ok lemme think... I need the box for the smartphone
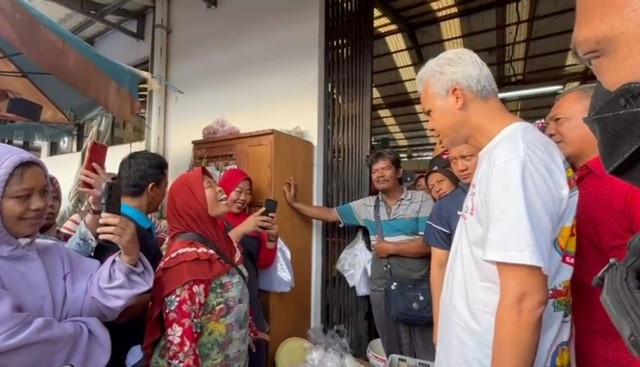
[93,182,122,260]
[6,97,43,121]
[101,181,122,216]
[81,141,108,188]
[264,199,278,216]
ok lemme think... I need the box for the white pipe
[145,0,169,155]
[498,85,563,100]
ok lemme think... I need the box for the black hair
[367,149,402,170]
[117,151,168,197]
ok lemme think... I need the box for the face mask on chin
[585,82,640,187]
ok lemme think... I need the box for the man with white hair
[417,48,576,366]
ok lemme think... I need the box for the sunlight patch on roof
[374,7,399,33]
[429,0,464,50]
[374,104,409,147]
[564,51,587,74]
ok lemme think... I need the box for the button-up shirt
[573,156,640,367]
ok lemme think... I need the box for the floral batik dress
[150,268,250,367]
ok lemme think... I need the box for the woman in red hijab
[144,167,250,367]
[218,168,277,367]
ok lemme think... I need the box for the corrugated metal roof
[30,0,151,42]
[373,0,593,159]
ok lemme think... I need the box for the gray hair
[416,48,499,100]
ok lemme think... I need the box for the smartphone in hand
[264,199,278,216]
[81,141,108,188]
[101,182,122,215]
[92,181,122,263]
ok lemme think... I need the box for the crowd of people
[1,0,640,366]
[0,146,279,366]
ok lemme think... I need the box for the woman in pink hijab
[39,175,70,242]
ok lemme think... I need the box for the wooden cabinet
[193,130,314,366]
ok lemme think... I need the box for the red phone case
[81,141,108,188]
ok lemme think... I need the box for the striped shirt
[334,188,434,289]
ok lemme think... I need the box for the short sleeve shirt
[334,189,434,289]
[423,186,468,251]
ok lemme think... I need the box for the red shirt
[573,157,640,367]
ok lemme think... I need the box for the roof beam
[49,0,143,40]
[70,0,135,36]
[374,0,424,64]
[376,0,521,39]
[375,45,574,89]
[374,8,573,59]
[47,0,140,19]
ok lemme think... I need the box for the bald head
[555,84,596,104]
[546,84,599,168]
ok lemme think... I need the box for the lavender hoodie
[0,144,154,367]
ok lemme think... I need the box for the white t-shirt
[435,122,577,367]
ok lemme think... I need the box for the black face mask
[585,82,640,187]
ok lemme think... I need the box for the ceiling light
[498,85,563,100]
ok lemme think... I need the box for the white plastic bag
[336,230,372,296]
[355,266,370,296]
[259,238,294,292]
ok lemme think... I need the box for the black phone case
[101,182,122,215]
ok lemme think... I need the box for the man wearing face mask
[573,0,640,187]
[573,0,640,358]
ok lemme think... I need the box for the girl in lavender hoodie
[0,143,154,367]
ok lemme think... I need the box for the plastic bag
[202,116,240,139]
[355,266,370,296]
[295,326,357,367]
[336,231,372,296]
[259,238,294,292]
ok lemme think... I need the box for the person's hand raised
[283,177,298,206]
[97,213,140,265]
[240,208,272,233]
[77,164,111,210]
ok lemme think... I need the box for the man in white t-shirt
[416,48,577,367]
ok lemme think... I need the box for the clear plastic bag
[258,238,294,292]
[336,231,372,296]
[295,326,357,367]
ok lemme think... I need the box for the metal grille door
[322,0,374,357]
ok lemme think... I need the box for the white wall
[93,11,153,66]
[165,0,324,324]
[43,142,146,208]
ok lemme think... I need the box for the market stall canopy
[0,0,143,123]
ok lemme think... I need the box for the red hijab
[218,168,253,228]
[143,167,239,358]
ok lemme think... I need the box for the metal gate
[321,0,374,357]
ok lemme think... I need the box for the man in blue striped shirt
[284,149,434,360]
